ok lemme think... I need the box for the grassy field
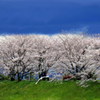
[0,80,100,100]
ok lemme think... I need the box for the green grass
[0,80,100,100]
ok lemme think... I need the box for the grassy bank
[0,80,100,100]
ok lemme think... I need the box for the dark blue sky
[0,0,100,35]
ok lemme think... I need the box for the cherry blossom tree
[0,34,99,83]
[31,35,55,77]
[0,35,36,81]
[56,34,100,80]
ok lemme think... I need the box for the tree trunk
[17,73,21,82]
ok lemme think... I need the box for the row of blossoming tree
[0,34,99,82]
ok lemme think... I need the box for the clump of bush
[0,74,9,80]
